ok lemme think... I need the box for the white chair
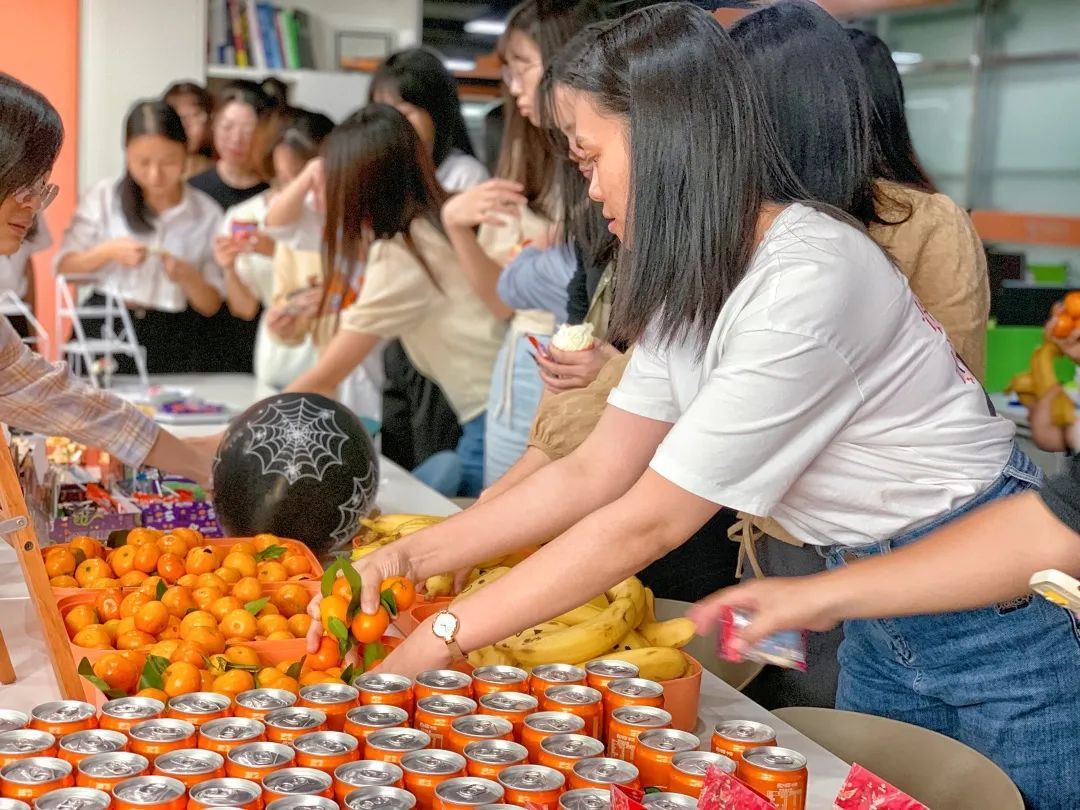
[654,598,763,691]
[773,706,1024,810]
[54,275,148,388]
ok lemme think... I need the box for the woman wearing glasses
[55,100,223,374]
[0,73,213,484]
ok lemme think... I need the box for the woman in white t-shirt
[0,217,49,339]
[331,8,1077,808]
[55,100,223,374]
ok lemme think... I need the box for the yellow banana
[361,513,444,537]
[554,603,605,626]
[453,566,512,604]
[585,647,689,681]
[468,646,518,668]
[1052,392,1077,427]
[640,588,656,627]
[1006,371,1035,395]
[503,596,638,667]
[607,578,647,628]
[496,621,570,652]
[1031,342,1061,397]
[638,618,696,649]
[424,573,454,597]
[614,629,649,651]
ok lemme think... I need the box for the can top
[333,760,403,786]
[0,712,28,734]
[712,721,776,744]
[265,709,328,730]
[30,703,95,724]
[497,765,565,792]
[101,698,164,720]
[235,690,296,711]
[400,750,466,775]
[415,670,472,690]
[128,719,195,743]
[539,735,604,760]
[530,665,586,683]
[450,716,512,739]
[293,731,358,755]
[641,793,698,810]
[165,693,230,715]
[434,777,504,805]
[265,797,339,810]
[0,730,55,754]
[298,684,360,705]
[543,686,602,706]
[606,679,663,700]
[199,718,265,742]
[477,693,537,714]
[153,749,224,774]
[351,674,411,695]
[343,786,416,810]
[188,778,263,806]
[522,713,585,734]
[559,789,610,810]
[33,787,110,810]
[740,747,807,772]
[609,707,671,728]
[462,741,528,765]
[416,696,476,717]
[365,730,430,752]
[0,801,28,810]
[569,758,638,785]
[226,742,294,768]
[671,751,736,776]
[59,730,127,754]
[0,758,72,783]
[77,753,149,779]
[471,666,528,685]
[636,729,699,754]
[111,776,186,805]
[262,768,333,794]
[584,661,639,679]
[345,706,409,728]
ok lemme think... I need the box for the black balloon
[212,393,379,556]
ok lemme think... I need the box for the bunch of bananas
[462,572,695,682]
[1007,342,1076,427]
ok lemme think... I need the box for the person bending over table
[0,73,214,485]
[305,8,1077,809]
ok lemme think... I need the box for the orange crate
[47,536,323,599]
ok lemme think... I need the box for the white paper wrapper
[551,323,596,352]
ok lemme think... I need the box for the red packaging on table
[718,608,808,672]
[610,784,646,810]
[833,764,929,809]
[699,765,776,810]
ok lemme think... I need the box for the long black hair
[563,3,806,352]
[321,103,448,316]
[730,0,878,226]
[276,108,334,161]
[847,28,936,193]
[162,81,214,157]
[119,100,187,234]
[370,48,475,168]
[0,74,64,202]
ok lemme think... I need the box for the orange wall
[0,0,79,359]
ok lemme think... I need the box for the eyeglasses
[13,178,59,211]
[501,60,542,91]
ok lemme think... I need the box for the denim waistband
[822,442,1043,564]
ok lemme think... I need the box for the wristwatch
[432,610,465,661]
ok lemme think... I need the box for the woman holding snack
[285,105,505,496]
[319,7,1078,807]
[55,100,223,374]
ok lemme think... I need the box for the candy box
[718,607,808,671]
[834,764,929,809]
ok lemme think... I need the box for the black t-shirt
[1041,456,1080,533]
[188,166,269,211]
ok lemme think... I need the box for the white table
[0,375,851,806]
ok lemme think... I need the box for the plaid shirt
[0,317,159,466]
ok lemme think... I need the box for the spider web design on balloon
[244,397,349,484]
[330,462,379,547]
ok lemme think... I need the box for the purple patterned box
[139,500,223,537]
[48,500,140,542]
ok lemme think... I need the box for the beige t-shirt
[870,181,989,382]
[340,218,507,422]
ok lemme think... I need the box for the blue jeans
[484,333,546,487]
[412,412,486,498]
[825,445,1080,810]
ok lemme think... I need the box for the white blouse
[54,177,224,312]
[0,219,51,299]
[436,149,490,193]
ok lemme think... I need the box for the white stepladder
[54,275,149,389]
[0,291,49,355]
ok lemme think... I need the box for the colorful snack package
[698,765,776,810]
[718,608,808,671]
[833,764,929,809]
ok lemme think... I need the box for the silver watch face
[432,611,458,640]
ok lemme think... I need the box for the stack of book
[208,0,317,70]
